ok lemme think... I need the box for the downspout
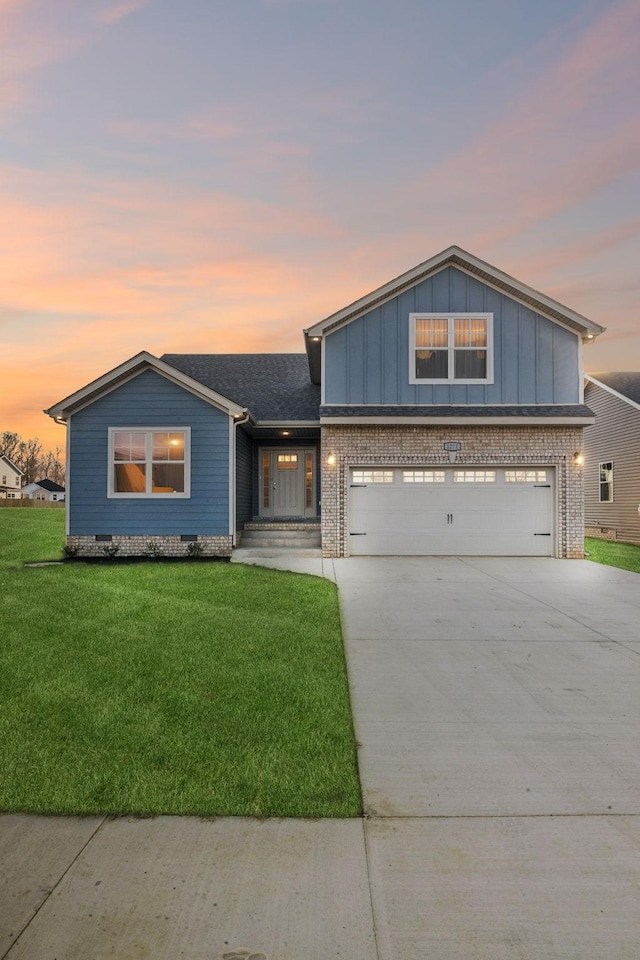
[230,410,250,547]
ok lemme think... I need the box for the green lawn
[585,536,640,575]
[0,509,361,818]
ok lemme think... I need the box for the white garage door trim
[348,466,555,556]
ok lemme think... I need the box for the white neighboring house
[0,455,23,499]
[22,479,66,502]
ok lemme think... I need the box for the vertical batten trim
[65,414,71,537]
[229,416,235,540]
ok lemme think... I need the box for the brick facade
[66,534,232,559]
[321,424,585,559]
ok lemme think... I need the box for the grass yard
[585,536,640,575]
[0,509,361,818]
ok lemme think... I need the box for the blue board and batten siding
[69,370,230,536]
[235,427,253,531]
[324,267,581,405]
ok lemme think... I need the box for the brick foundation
[321,424,585,559]
[585,526,617,541]
[66,534,233,559]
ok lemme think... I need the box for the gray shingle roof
[588,373,640,407]
[161,354,320,422]
[34,479,65,492]
[320,405,595,418]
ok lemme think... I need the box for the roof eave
[45,351,247,420]
[306,245,606,339]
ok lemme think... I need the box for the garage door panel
[348,468,554,556]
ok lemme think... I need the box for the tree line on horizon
[1,431,65,487]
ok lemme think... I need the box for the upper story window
[409,313,493,384]
[599,461,613,503]
[108,428,190,498]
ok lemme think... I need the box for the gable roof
[26,478,66,493]
[45,351,247,421]
[304,246,607,349]
[0,454,23,475]
[161,354,321,422]
[585,373,640,412]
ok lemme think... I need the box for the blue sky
[1,0,639,448]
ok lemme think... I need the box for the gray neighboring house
[46,245,606,560]
[22,479,66,502]
[584,373,640,545]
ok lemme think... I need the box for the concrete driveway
[333,556,640,958]
[2,557,640,959]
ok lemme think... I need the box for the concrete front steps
[233,523,322,558]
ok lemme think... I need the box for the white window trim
[409,312,494,385]
[598,461,613,504]
[107,427,191,499]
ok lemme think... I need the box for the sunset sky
[1,0,639,454]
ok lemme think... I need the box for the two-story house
[46,246,604,559]
[0,455,23,499]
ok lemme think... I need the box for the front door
[259,448,316,518]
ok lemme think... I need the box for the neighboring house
[45,245,605,559]
[0,455,23,499]
[22,479,66,502]
[584,373,640,545]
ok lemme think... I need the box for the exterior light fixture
[327,453,336,466]
[282,430,290,436]
[573,452,584,466]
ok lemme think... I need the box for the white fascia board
[320,416,596,426]
[306,246,606,339]
[585,375,640,413]
[0,455,23,475]
[45,351,246,420]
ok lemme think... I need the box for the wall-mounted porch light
[326,453,336,466]
[573,452,584,466]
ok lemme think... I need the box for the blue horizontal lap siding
[69,370,230,536]
[325,266,580,405]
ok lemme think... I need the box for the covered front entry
[259,447,317,518]
[348,466,555,556]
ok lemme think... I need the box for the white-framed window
[277,453,298,470]
[505,470,548,483]
[454,470,496,483]
[352,470,394,484]
[108,428,190,498]
[402,470,446,483]
[409,313,493,384]
[599,461,613,503]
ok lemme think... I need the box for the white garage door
[349,467,555,556]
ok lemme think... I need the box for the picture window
[109,428,189,497]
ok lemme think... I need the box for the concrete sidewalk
[2,557,640,959]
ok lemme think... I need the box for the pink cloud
[404,0,640,248]
[96,0,151,24]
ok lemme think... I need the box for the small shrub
[186,541,204,558]
[62,544,79,559]
[144,541,164,559]
[102,542,120,559]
